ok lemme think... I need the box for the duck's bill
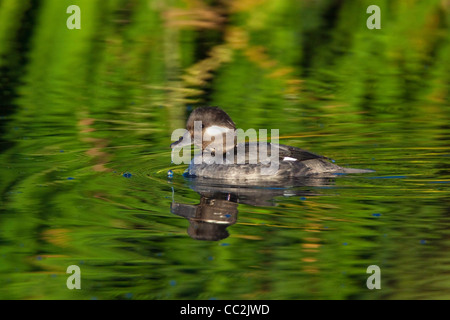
[170,130,192,148]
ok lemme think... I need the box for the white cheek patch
[205,126,231,136]
[283,156,297,161]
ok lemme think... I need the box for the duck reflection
[171,194,238,241]
[171,177,334,241]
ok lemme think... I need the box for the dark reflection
[171,194,238,241]
[0,0,41,153]
[171,177,334,241]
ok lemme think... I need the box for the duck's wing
[228,142,328,163]
[275,144,329,162]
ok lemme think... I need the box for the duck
[170,106,373,181]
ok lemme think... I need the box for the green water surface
[0,0,449,300]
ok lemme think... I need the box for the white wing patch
[205,126,231,136]
[283,156,298,161]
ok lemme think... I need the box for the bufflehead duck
[170,106,373,180]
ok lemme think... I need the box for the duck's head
[171,106,236,151]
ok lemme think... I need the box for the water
[0,0,449,300]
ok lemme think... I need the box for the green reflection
[0,0,449,300]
